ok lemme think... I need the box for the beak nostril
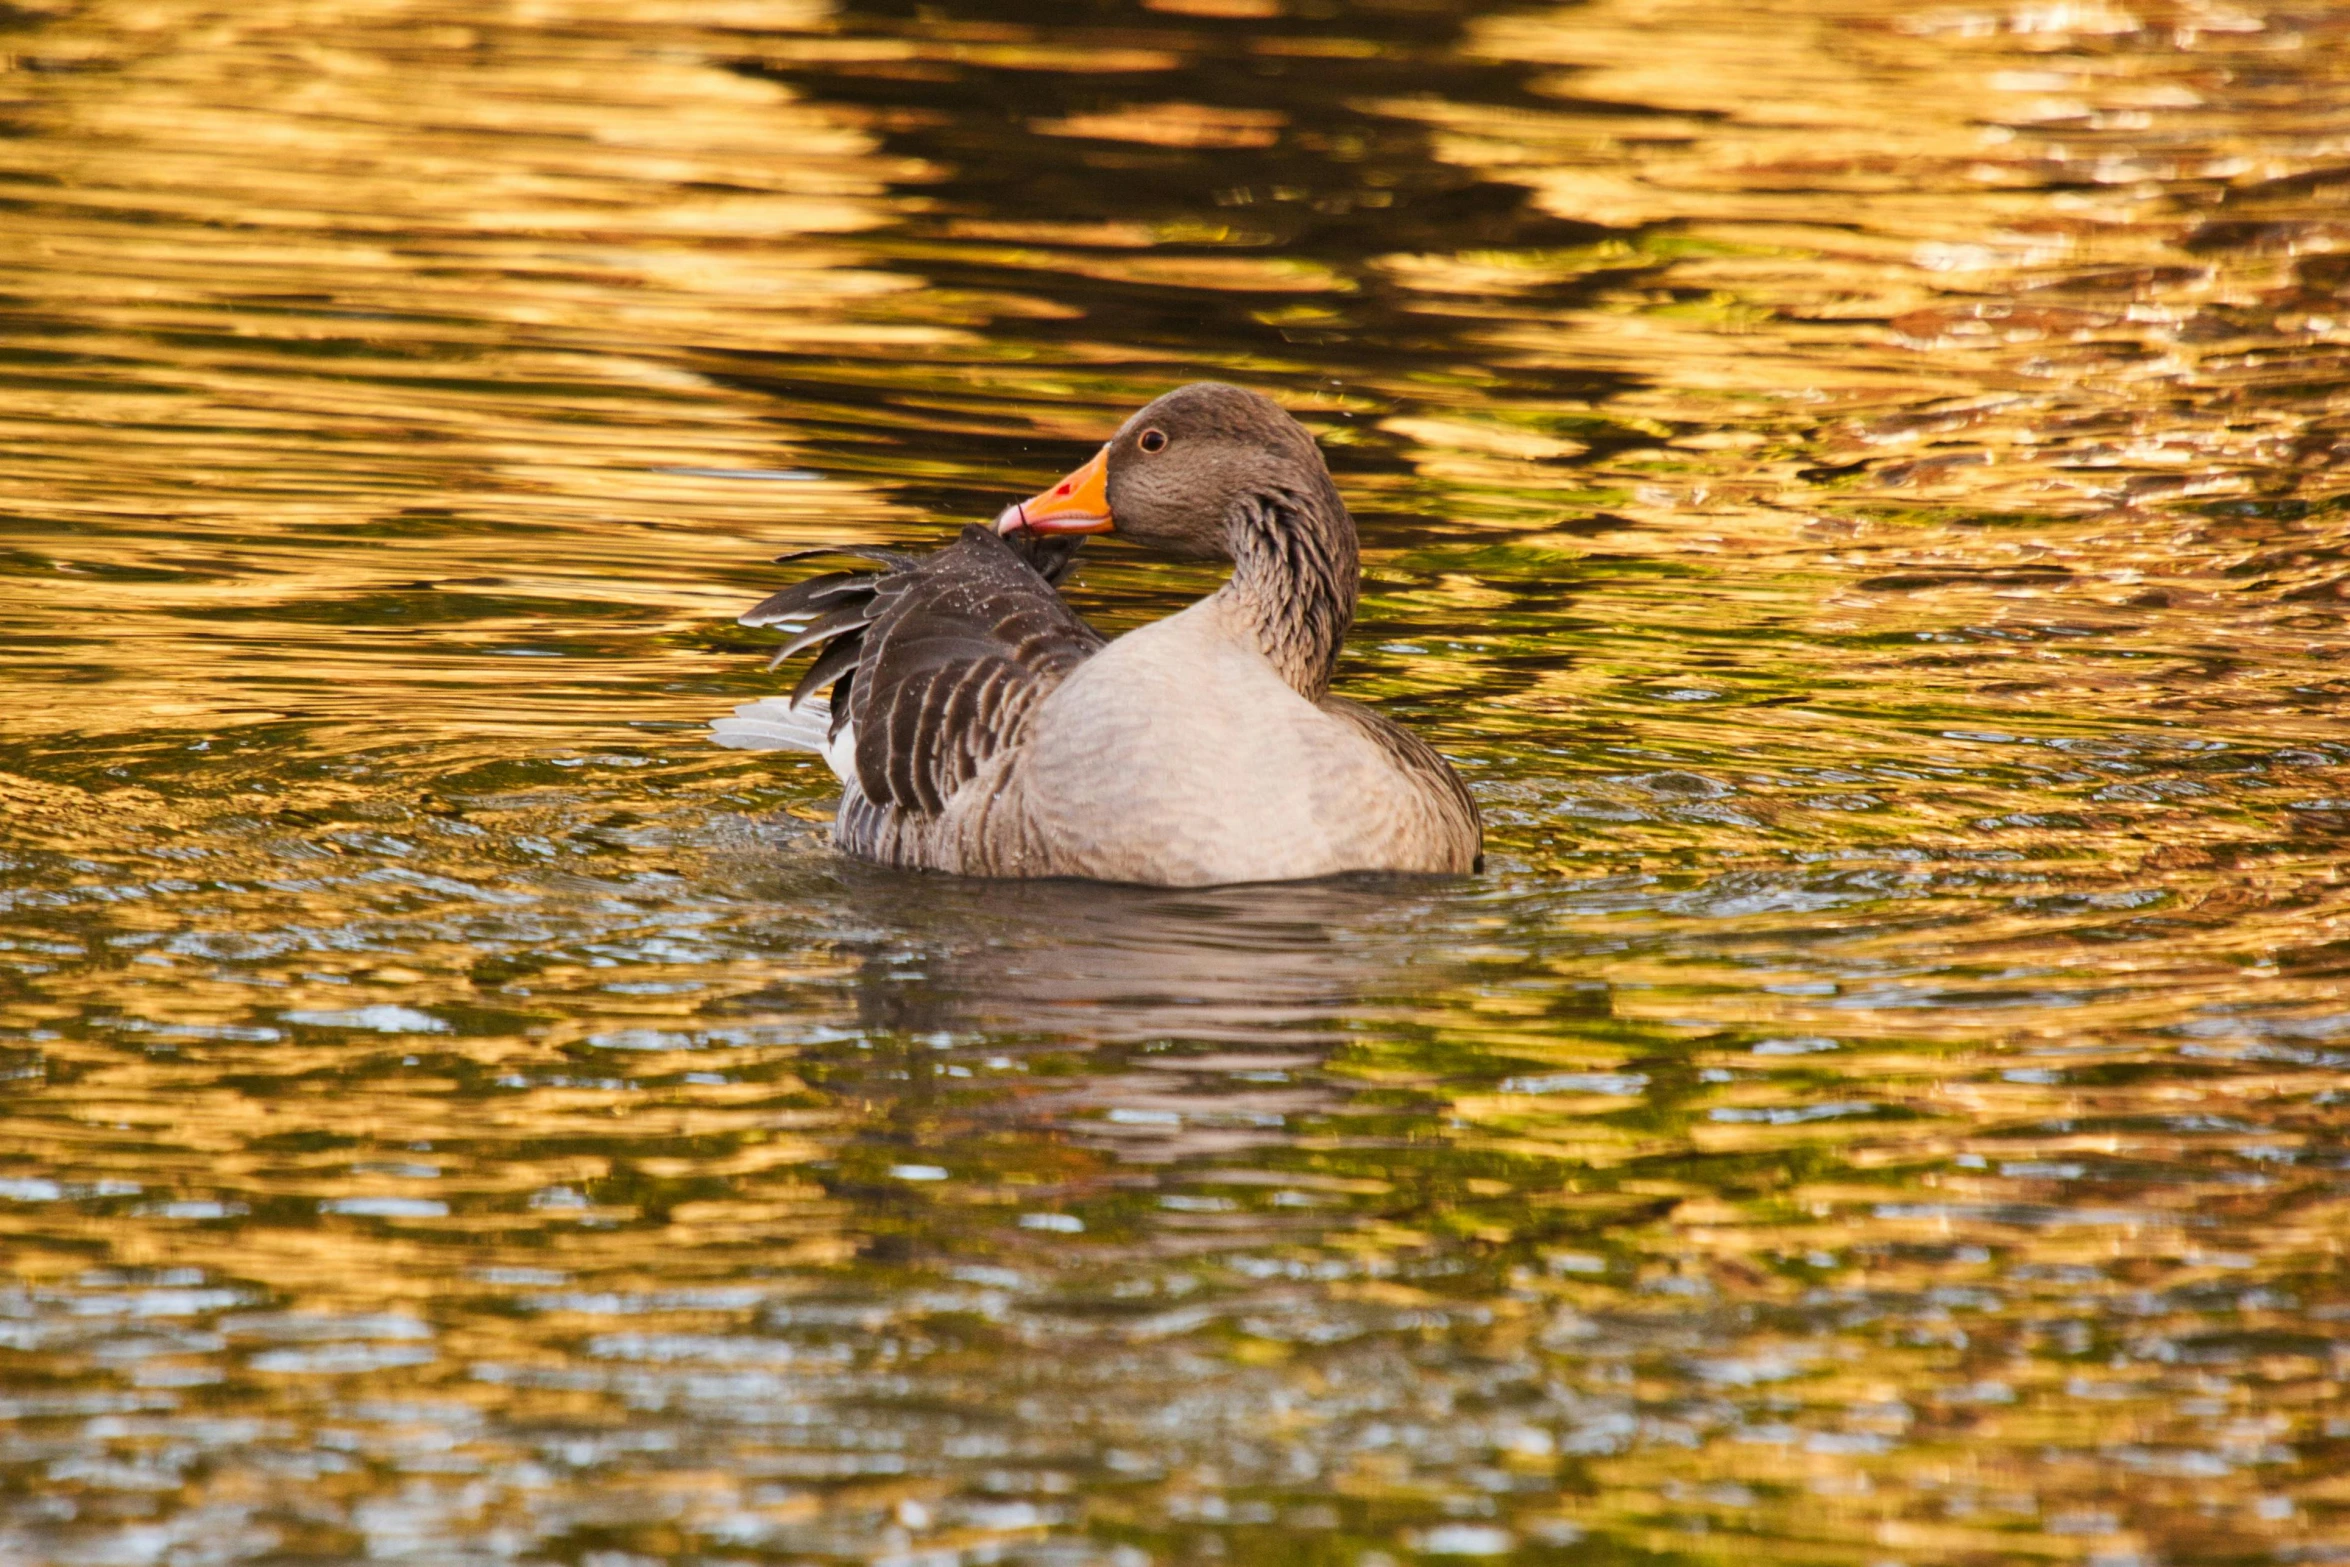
[1004,444,1113,536]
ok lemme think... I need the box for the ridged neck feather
[1218,476,1358,700]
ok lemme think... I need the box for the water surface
[2,0,2349,1562]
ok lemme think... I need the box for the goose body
[714,383,1480,887]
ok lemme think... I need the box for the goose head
[994,382,1341,561]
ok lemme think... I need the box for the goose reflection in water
[757,856,1473,1043]
[729,856,1481,1159]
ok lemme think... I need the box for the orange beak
[994,444,1113,536]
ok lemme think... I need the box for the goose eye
[1138,428,1168,453]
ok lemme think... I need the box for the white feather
[709,698,857,788]
[711,697,829,753]
[823,720,857,784]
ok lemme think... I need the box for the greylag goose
[712,382,1480,886]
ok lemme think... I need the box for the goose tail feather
[710,696,834,755]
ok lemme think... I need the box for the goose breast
[1008,599,1464,885]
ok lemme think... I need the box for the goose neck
[1219,481,1358,700]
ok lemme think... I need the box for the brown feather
[740,525,1104,828]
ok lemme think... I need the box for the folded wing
[738,527,1101,818]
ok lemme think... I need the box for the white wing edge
[709,697,855,785]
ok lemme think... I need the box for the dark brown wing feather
[740,528,1101,815]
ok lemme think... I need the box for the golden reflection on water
[0,0,2348,1562]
